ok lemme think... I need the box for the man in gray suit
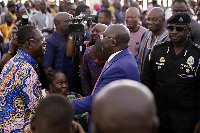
[31,0,54,38]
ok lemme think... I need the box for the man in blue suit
[71,24,140,117]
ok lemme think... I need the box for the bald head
[91,23,107,43]
[125,7,140,31]
[126,7,140,16]
[54,12,71,25]
[54,12,71,36]
[101,24,130,57]
[92,80,159,133]
[104,24,130,45]
[147,7,165,34]
[92,23,108,32]
[148,7,165,19]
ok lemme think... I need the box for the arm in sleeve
[141,50,155,93]
[80,50,93,96]
[42,39,56,68]
[71,67,126,115]
[17,67,43,113]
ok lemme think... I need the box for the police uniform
[141,13,200,133]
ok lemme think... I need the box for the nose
[171,28,178,33]
[62,82,68,88]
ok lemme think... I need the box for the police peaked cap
[167,12,191,25]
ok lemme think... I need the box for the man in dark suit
[71,24,140,130]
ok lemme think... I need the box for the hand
[9,38,18,53]
[194,121,200,133]
[72,121,85,133]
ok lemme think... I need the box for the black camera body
[21,15,29,26]
[68,13,95,36]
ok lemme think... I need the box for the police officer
[141,12,200,133]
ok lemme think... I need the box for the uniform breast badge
[160,57,165,62]
[187,56,194,66]
[186,56,194,72]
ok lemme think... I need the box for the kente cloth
[0,50,43,133]
[138,30,170,73]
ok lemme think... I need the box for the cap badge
[179,17,183,22]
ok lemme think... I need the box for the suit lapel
[100,48,130,77]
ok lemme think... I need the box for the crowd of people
[1,0,200,132]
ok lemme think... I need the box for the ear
[25,40,32,49]
[111,39,117,47]
[49,84,53,92]
[30,115,36,132]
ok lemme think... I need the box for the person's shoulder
[139,26,147,31]
[46,32,57,41]
[0,23,5,27]
[190,41,200,52]
[191,19,200,27]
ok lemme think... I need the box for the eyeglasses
[166,26,188,32]
[29,37,46,44]
[100,35,115,40]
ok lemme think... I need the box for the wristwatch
[69,36,73,40]
[8,51,14,56]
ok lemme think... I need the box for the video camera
[21,15,29,26]
[68,13,95,36]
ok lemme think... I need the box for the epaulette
[153,41,170,49]
[192,42,200,52]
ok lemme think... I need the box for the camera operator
[42,12,78,92]
[66,4,94,58]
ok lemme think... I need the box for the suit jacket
[71,48,140,114]
[31,11,54,31]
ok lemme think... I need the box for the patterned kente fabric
[0,50,43,133]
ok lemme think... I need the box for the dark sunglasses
[167,26,188,32]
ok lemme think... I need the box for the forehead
[172,2,187,10]
[99,12,106,17]
[126,9,138,16]
[148,11,162,18]
[60,14,71,21]
[93,25,103,31]
[34,28,43,38]
[54,72,67,80]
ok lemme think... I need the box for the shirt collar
[17,49,38,69]
[107,22,112,26]
[108,50,123,62]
